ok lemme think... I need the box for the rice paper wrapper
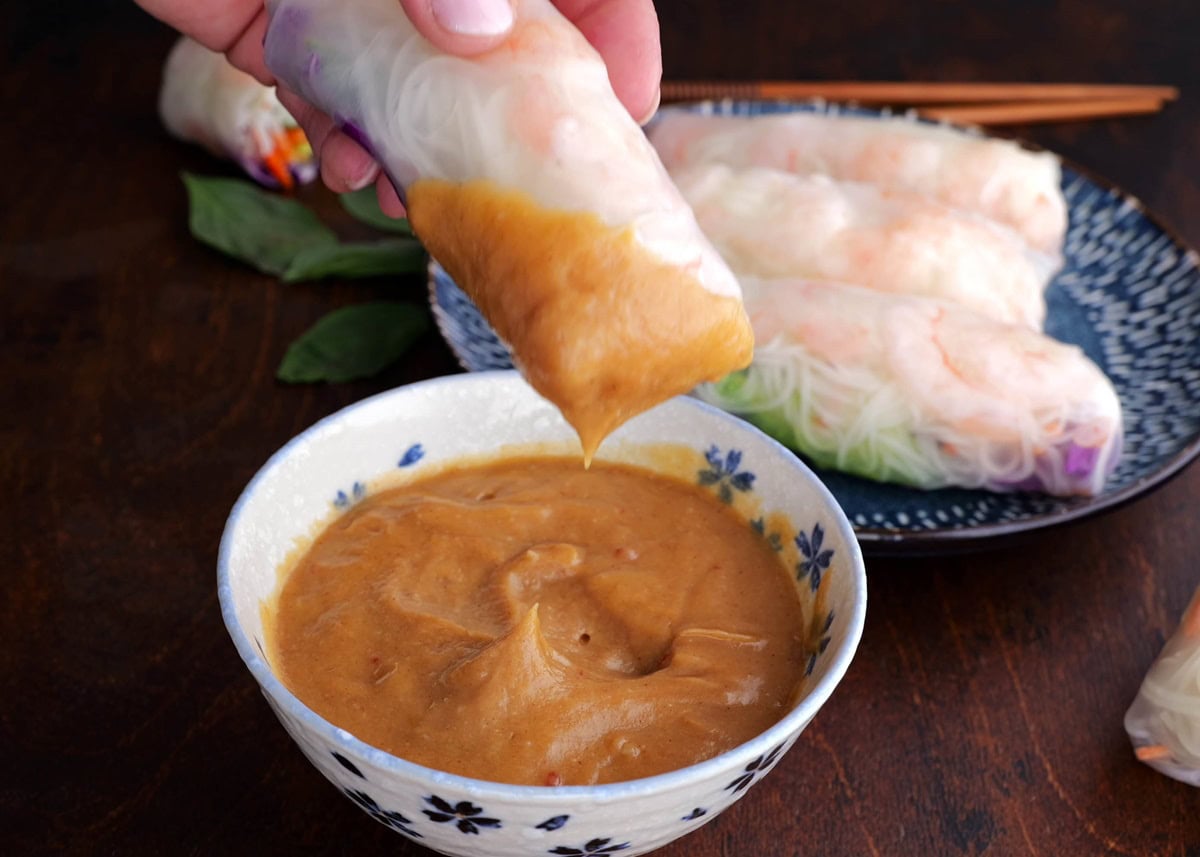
[159,36,316,188]
[260,0,739,298]
[1124,585,1200,786]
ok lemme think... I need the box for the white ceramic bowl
[218,371,866,856]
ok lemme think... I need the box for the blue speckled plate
[427,100,1200,555]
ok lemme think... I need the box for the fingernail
[636,87,662,127]
[348,162,381,191]
[431,0,513,36]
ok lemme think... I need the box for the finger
[375,175,408,218]
[398,0,514,55]
[137,0,261,54]
[224,7,274,85]
[277,88,380,193]
[276,88,336,155]
[320,133,382,193]
[553,0,662,122]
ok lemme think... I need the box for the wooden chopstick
[659,80,1179,105]
[919,96,1166,126]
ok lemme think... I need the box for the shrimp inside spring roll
[264,0,754,460]
[670,163,1058,329]
[649,110,1068,257]
[701,277,1122,496]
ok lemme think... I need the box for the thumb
[398,0,514,55]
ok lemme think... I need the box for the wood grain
[2,1,1199,855]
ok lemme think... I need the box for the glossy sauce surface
[270,457,807,786]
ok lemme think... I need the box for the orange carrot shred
[1182,593,1200,639]
[264,148,294,190]
[1135,744,1172,761]
[272,130,294,159]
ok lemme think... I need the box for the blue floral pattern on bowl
[333,480,366,509]
[398,443,425,467]
[724,742,787,793]
[749,517,785,552]
[795,524,834,592]
[333,751,365,779]
[549,838,631,855]
[428,100,1200,554]
[343,788,422,839]
[423,796,502,834]
[693,445,838,675]
[805,611,836,677]
[697,444,756,504]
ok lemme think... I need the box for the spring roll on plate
[649,110,1068,256]
[263,0,753,460]
[673,163,1058,329]
[699,277,1122,496]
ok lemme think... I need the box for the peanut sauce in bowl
[269,456,808,786]
[219,372,865,856]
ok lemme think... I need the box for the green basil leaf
[339,188,415,235]
[281,239,427,283]
[277,302,430,383]
[182,173,337,275]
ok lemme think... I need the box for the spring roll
[263,0,753,460]
[674,163,1058,329]
[649,110,1068,256]
[1125,586,1200,787]
[159,37,316,189]
[699,277,1122,495]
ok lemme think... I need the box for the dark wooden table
[4,1,1199,854]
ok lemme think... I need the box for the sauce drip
[407,180,754,462]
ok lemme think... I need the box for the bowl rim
[217,370,867,801]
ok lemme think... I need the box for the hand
[138,0,662,217]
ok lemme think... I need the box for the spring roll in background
[649,110,1068,256]
[1125,586,1200,787]
[159,37,316,189]
[673,163,1058,329]
[699,277,1123,496]
[263,0,754,460]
